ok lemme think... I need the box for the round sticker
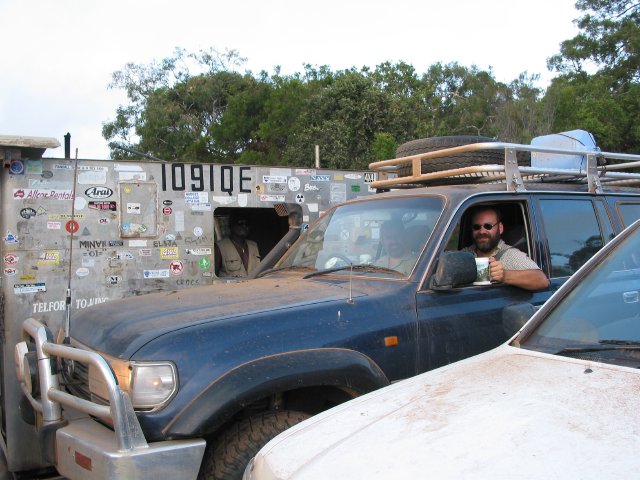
[169,260,184,276]
[288,177,301,192]
[163,207,172,216]
[9,160,24,175]
[193,227,203,237]
[4,253,18,266]
[76,267,90,277]
[66,220,79,234]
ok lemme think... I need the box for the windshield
[521,224,640,367]
[277,196,444,277]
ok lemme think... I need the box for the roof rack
[368,142,640,194]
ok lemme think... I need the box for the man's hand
[488,257,505,282]
[489,256,549,291]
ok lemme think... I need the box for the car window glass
[522,226,640,366]
[617,202,640,227]
[540,199,604,278]
[278,196,444,276]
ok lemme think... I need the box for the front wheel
[199,410,311,480]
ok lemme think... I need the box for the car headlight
[89,359,177,410]
[129,362,177,409]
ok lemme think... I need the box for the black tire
[199,410,311,480]
[395,135,530,177]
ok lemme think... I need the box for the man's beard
[475,233,500,254]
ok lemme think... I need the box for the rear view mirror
[430,251,477,290]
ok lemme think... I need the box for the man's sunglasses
[472,222,500,231]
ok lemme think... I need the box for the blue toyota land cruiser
[16,132,640,480]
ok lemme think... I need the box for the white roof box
[531,130,598,170]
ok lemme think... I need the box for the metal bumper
[16,318,205,479]
[56,418,205,479]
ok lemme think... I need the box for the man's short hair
[469,206,502,223]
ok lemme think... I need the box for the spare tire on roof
[395,135,530,178]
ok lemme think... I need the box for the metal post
[315,145,320,169]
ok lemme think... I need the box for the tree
[548,0,640,83]
[103,47,246,160]
[546,0,640,152]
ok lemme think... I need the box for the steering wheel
[324,254,352,269]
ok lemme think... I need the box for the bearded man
[463,207,549,291]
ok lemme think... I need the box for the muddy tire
[395,135,530,177]
[198,410,310,480]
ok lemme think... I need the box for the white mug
[474,257,490,284]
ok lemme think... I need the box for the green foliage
[545,0,640,152]
[370,132,397,161]
[548,0,640,83]
[104,6,640,167]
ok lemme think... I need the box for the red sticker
[66,220,79,234]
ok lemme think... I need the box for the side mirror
[429,251,477,290]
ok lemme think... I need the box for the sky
[0,0,580,160]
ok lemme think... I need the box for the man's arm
[489,258,549,291]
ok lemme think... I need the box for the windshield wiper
[302,264,404,279]
[255,265,313,278]
[556,339,640,355]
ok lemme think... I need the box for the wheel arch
[163,348,390,438]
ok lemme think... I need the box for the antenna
[63,148,80,343]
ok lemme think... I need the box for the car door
[415,197,555,373]
[535,195,616,292]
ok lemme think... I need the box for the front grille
[60,357,108,406]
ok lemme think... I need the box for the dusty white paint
[249,346,640,479]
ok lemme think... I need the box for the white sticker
[270,168,292,177]
[259,194,286,202]
[186,248,212,255]
[307,203,319,212]
[74,197,87,210]
[211,196,236,205]
[127,203,141,214]
[364,172,377,183]
[288,177,301,191]
[237,193,248,207]
[47,221,61,230]
[129,240,148,247]
[76,267,90,277]
[14,283,46,294]
[191,203,212,211]
[193,227,203,237]
[263,175,287,184]
[185,192,209,204]
[143,269,170,279]
[77,168,108,185]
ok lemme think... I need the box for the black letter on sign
[240,166,252,193]
[191,164,204,191]
[172,164,186,191]
[221,166,233,196]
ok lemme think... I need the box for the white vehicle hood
[250,346,640,479]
